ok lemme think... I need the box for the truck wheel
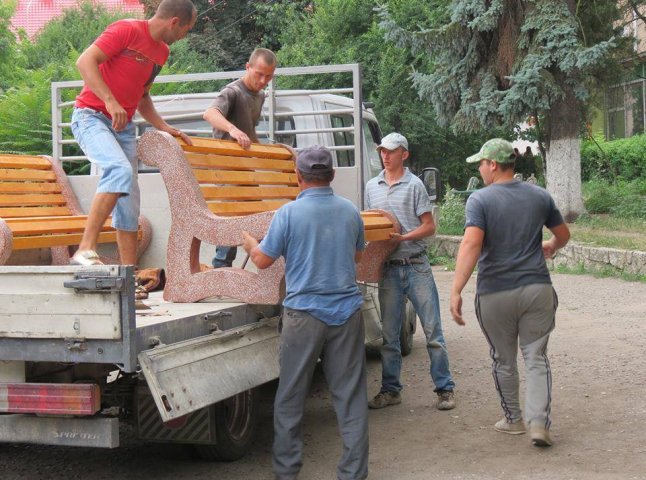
[193,387,259,462]
[400,299,416,357]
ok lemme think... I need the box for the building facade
[11,0,143,38]
[604,8,646,139]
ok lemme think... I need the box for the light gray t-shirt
[365,168,433,260]
[209,79,265,142]
[465,180,564,294]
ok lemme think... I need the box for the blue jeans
[378,258,455,393]
[212,246,237,268]
[70,107,139,231]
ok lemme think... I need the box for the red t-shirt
[75,19,169,121]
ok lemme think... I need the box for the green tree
[0,1,26,93]
[267,0,491,187]
[142,0,282,71]
[379,0,632,221]
[0,61,78,154]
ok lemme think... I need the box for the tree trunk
[545,83,586,223]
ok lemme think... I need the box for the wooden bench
[0,154,151,265]
[137,130,399,304]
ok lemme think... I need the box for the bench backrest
[178,137,395,241]
[0,154,74,219]
[180,137,298,217]
[0,154,130,252]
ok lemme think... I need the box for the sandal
[135,284,149,300]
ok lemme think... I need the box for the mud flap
[138,317,279,423]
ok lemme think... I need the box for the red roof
[12,0,144,38]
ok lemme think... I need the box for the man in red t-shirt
[70,0,196,267]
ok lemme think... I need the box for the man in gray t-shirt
[450,138,570,448]
[207,78,264,143]
[203,48,276,267]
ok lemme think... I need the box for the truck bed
[0,265,279,373]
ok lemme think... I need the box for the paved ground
[1,269,645,480]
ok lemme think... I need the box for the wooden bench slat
[0,153,150,260]
[0,206,73,218]
[193,169,298,186]
[365,229,395,242]
[12,231,125,250]
[0,169,57,181]
[186,152,296,173]
[0,193,67,207]
[206,200,291,216]
[361,211,387,217]
[361,216,394,230]
[0,155,53,170]
[201,186,300,201]
[0,182,62,194]
[5,216,113,236]
[179,138,293,160]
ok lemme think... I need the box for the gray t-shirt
[209,79,265,142]
[365,168,433,260]
[465,180,564,294]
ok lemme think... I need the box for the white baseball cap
[377,132,408,151]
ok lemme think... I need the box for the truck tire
[193,387,259,462]
[400,299,417,357]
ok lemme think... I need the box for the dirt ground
[1,269,645,480]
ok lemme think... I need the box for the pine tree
[379,0,630,221]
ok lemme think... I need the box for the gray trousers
[475,283,557,429]
[273,308,369,480]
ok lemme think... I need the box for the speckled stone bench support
[137,130,400,304]
[138,131,289,304]
[0,154,151,265]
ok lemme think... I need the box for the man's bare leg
[77,192,121,252]
[116,230,138,266]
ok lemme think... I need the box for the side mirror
[419,167,441,203]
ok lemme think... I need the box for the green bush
[582,178,646,219]
[581,134,646,181]
[437,189,466,235]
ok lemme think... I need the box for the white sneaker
[71,250,103,266]
[494,418,526,435]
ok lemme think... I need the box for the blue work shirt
[258,186,365,325]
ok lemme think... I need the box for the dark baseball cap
[296,145,333,173]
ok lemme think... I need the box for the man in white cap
[450,138,570,447]
[243,145,368,480]
[365,132,456,411]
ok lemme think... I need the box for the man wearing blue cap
[450,138,570,447]
[243,145,368,480]
[365,132,457,411]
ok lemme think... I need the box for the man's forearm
[452,242,479,296]
[76,49,114,106]
[451,228,483,295]
[137,94,167,129]
[204,108,234,133]
[398,212,435,243]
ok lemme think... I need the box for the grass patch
[564,214,646,251]
[552,262,646,283]
[427,252,456,271]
